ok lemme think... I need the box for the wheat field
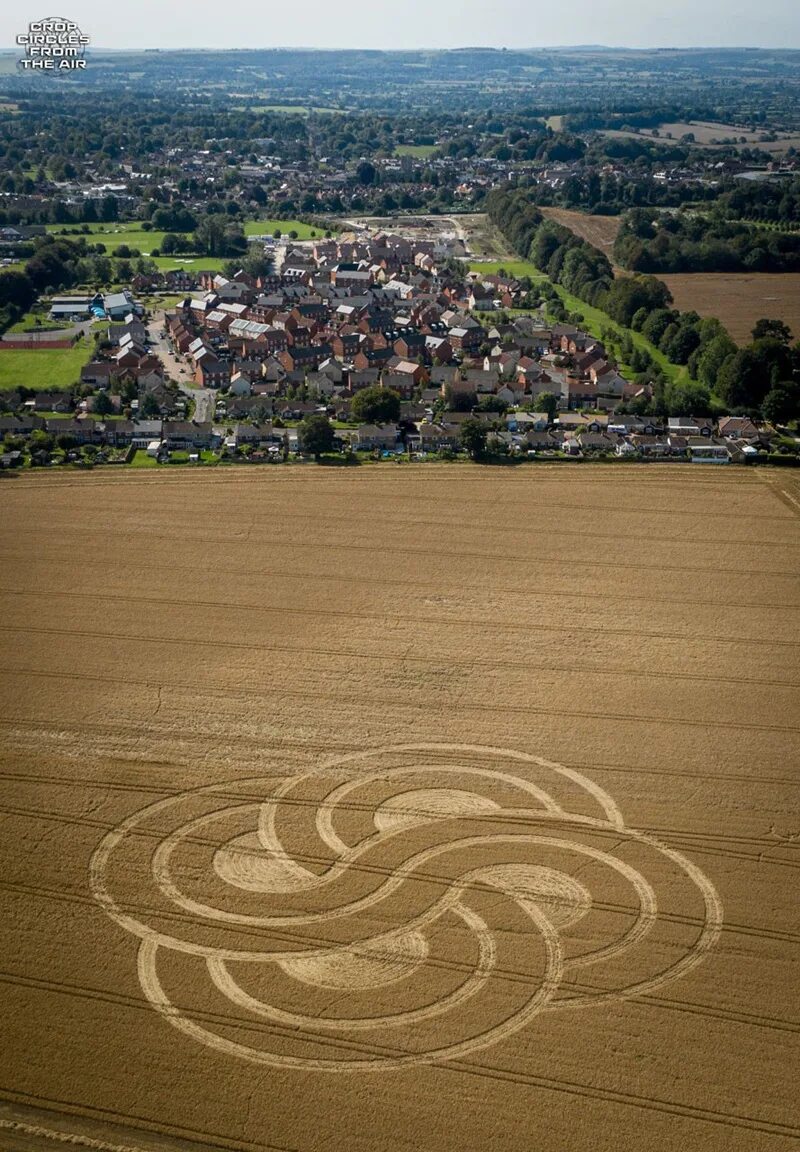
[1,464,798,1152]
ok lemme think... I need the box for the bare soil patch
[1,465,798,1152]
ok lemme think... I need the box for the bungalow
[557,412,609,433]
[718,416,759,440]
[668,416,714,437]
[575,431,616,455]
[688,437,730,463]
[507,411,549,433]
[629,434,672,458]
[32,391,72,413]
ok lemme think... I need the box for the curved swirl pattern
[90,744,723,1071]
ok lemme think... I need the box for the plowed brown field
[1,465,799,1152]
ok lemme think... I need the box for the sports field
[0,465,798,1152]
[0,342,91,391]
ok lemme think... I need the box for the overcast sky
[2,0,798,51]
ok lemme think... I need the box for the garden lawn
[129,450,158,468]
[0,343,91,391]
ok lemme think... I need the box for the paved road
[147,310,216,423]
[189,387,216,423]
[1,317,96,346]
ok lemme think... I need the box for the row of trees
[485,187,800,422]
[614,206,800,273]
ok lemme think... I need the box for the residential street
[147,309,216,422]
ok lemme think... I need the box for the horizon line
[2,42,800,53]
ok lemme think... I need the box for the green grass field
[44,223,233,273]
[0,343,90,391]
[152,255,227,271]
[47,218,332,259]
[7,310,64,334]
[470,260,547,280]
[46,223,167,252]
[394,144,437,158]
[243,218,332,239]
[547,282,687,385]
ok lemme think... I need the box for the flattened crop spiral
[90,744,723,1071]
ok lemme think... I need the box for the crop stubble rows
[0,464,798,1152]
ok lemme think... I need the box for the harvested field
[540,208,621,261]
[535,211,800,342]
[658,273,800,344]
[1,465,799,1152]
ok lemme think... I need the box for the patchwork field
[601,122,800,153]
[1,465,799,1152]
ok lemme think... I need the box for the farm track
[1,466,797,1152]
[4,664,800,734]
[3,624,800,688]
[3,552,799,611]
[4,587,800,649]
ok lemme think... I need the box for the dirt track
[1,464,799,1152]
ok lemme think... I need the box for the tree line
[484,187,800,422]
[614,204,800,274]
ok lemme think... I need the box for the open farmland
[1,466,799,1152]
[533,211,800,342]
[601,122,800,153]
[540,208,621,262]
[658,273,800,344]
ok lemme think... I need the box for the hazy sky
[2,0,798,51]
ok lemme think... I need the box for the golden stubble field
[1,464,799,1152]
